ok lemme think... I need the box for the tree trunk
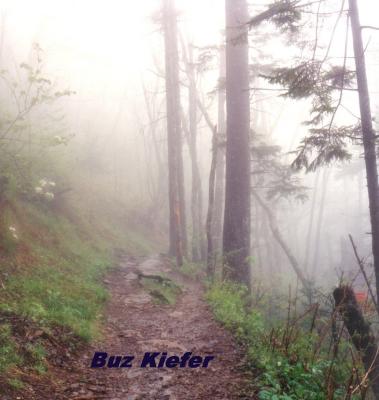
[181,42,204,262]
[207,130,218,277]
[311,168,330,278]
[162,0,186,266]
[304,170,320,272]
[223,0,251,288]
[252,190,311,299]
[177,130,188,260]
[189,73,201,262]
[142,83,166,210]
[333,286,379,398]
[213,45,226,255]
[349,0,379,307]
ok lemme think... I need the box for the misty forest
[1,0,379,399]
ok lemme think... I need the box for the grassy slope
[206,282,360,400]
[0,195,158,386]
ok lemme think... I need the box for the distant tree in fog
[162,0,187,266]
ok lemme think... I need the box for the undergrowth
[0,198,156,378]
[206,282,364,399]
[180,260,205,279]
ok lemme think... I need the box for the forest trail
[56,255,254,400]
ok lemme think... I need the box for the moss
[141,277,182,305]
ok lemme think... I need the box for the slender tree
[223,0,251,288]
[180,40,205,263]
[349,0,379,307]
[213,45,226,255]
[207,128,218,277]
[162,0,187,265]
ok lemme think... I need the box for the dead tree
[333,286,379,398]
[349,0,379,308]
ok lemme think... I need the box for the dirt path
[56,255,255,399]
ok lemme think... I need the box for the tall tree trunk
[223,0,251,288]
[162,0,186,265]
[207,130,218,277]
[311,168,330,278]
[142,83,166,210]
[189,68,201,262]
[304,170,320,272]
[213,45,226,255]
[349,0,379,306]
[177,123,188,260]
[181,41,204,262]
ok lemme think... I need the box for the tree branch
[361,25,379,31]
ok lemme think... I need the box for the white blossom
[45,192,55,200]
[35,186,43,193]
[9,226,16,232]
[53,135,63,144]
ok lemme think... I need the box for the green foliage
[0,44,74,199]
[270,1,302,34]
[180,260,205,279]
[207,282,360,399]
[206,282,250,331]
[262,62,320,99]
[1,204,111,341]
[251,138,308,202]
[0,324,21,373]
[261,52,358,173]
[7,378,25,390]
[0,228,19,255]
[25,343,47,374]
[249,0,302,34]
[0,187,157,382]
[292,125,359,172]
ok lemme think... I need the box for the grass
[7,378,24,390]
[0,203,111,342]
[180,260,205,279]
[0,324,21,373]
[0,197,157,377]
[206,281,362,400]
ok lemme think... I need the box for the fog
[2,0,379,289]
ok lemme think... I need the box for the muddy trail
[48,256,255,399]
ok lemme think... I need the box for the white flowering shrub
[0,224,19,254]
[34,178,56,201]
[0,44,74,199]
[8,225,18,240]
